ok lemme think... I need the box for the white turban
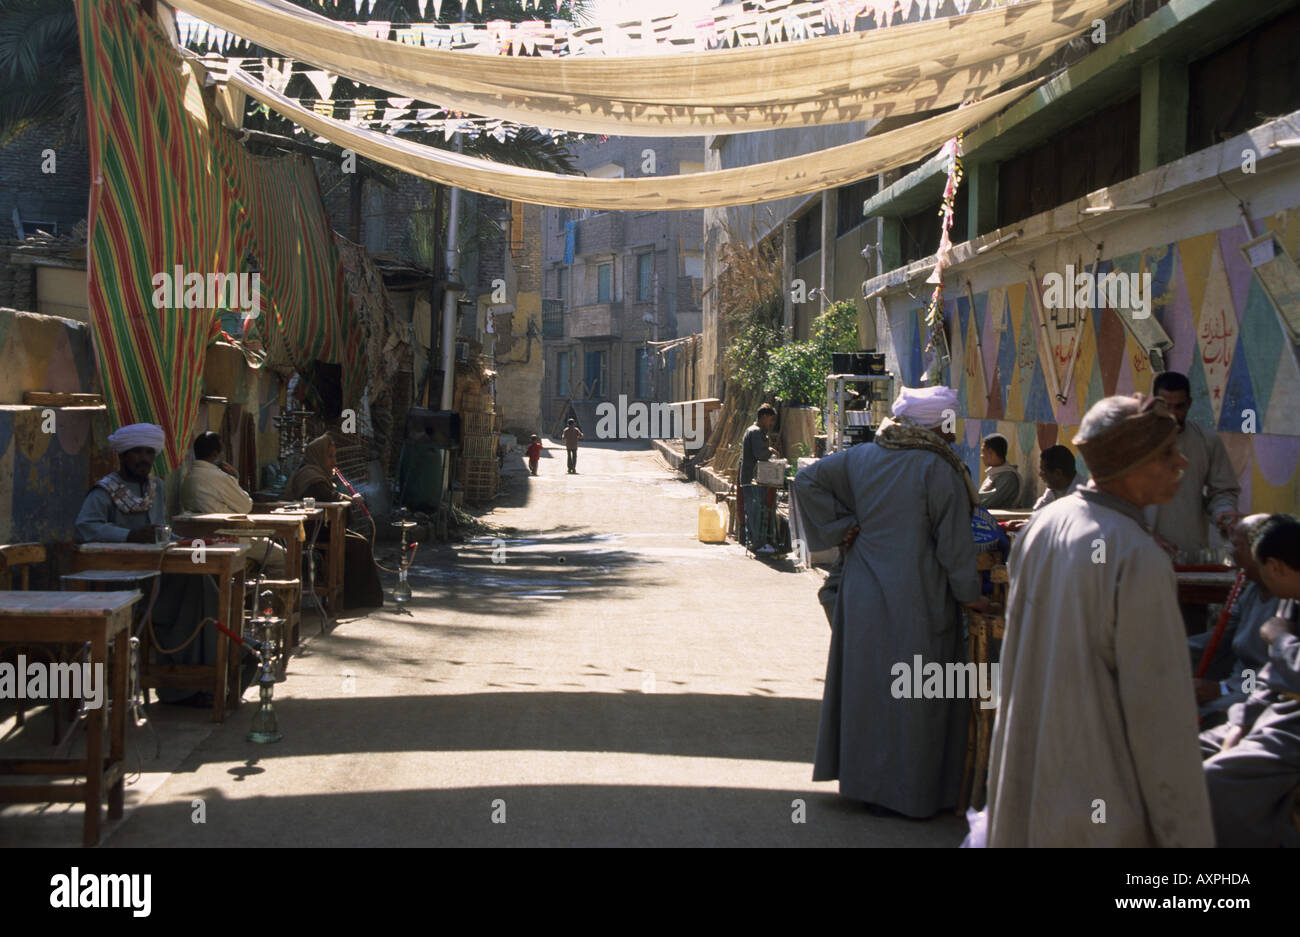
[891,385,958,429]
[107,423,166,454]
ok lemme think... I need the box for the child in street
[526,435,543,475]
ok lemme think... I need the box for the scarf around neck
[873,417,980,508]
[96,472,155,515]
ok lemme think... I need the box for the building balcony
[574,212,625,255]
[569,301,623,339]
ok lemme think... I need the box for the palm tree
[0,0,82,146]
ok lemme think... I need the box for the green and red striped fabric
[213,135,363,403]
[78,0,363,471]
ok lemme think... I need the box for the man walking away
[986,394,1213,846]
[562,419,583,474]
[739,404,780,555]
[795,386,988,817]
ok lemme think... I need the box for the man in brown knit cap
[986,394,1215,846]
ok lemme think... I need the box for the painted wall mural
[886,207,1300,514]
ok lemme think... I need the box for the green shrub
[765,301,859,406]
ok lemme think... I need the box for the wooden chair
[0,543,55,737]
[958,551,1009,813]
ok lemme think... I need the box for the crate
[462,433,497,460]
[461,456,499,483]
[462,411,494,437]
[755,459,789,486]
[463,460,499,501]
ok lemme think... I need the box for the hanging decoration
[168,0,1125,136]
[227,62,1030,211]
[921,133,963,385]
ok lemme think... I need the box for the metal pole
[439,135,464,412]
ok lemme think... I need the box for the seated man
[1189,514,1277,726]
[75,423,218,706]
[181,431,286,576]
[285,433,383,610]
[1031,445,1081,510]
[1201,514,1300,847]
[978,433,1021,509]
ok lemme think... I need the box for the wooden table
[264,501,347,613]
[1176,568,1239,607]
[70,543,247,722]
[172,513,308,646]
[0,590,138,846]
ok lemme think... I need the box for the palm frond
[0,0,78,85]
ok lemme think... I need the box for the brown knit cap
[1073,394,1179,484]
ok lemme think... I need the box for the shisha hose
[211,618,267,663]
[333,466,418,575]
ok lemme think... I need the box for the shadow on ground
[170,691,822,764]
[105,782,968,848]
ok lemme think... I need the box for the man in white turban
[76,422,220,707]
[76,423,169,543]
[793,385,988,817]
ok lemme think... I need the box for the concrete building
[845,0,1300,512]
[540,137,706,434]
[477,198,546,439]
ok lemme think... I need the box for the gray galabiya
[794,435,981,817]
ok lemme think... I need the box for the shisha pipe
[333,465,396,573]
[214,591,286,742]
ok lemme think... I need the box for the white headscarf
[891,386,958,429]
[107,423,166,454]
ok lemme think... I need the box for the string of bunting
[175,0,972,57]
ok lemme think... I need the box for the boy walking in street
[562,419,583,474]
[527,435,543,475]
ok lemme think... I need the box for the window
[557,267,566,303]
[555,351,570,396]
[837,179,879,236]
[636,348,651,399]
[795,204,822,262]
[597,263,612,303]
[584,350,607,398]
[900,187,968,267]
[998,95,1139,230]
[542,299,564,340]
[637,254,654,302]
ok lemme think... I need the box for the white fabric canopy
[228,64,1034,210]
[173,0,1121,135]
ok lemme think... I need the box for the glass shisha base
[247,681,282,744]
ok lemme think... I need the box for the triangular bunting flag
[305,70,336,99]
